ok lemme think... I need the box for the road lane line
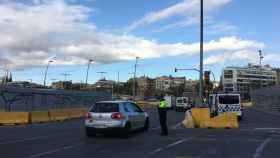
[149,136,195,156]
[165,138,187,148]
[172,122,182,130]
[25,143,83,158]
[253,138,271,158]
[150,148,164,154]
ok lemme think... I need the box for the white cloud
[204,50,261,65]
[128,0,232,31]
[0,0,268,70]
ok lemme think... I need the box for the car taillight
[111,112,125,120]
[85,112,92,119]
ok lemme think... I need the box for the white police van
[208,93,243,120]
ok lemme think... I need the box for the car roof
[96,100,135,104]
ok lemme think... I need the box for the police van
[208,93,243,120]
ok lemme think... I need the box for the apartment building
[222,64,277,99]
[155,76,185,91]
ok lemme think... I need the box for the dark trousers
[158,108,168,134]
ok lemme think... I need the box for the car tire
[144,118,149,131]
[120,122,131,139]
[85,128,96,137]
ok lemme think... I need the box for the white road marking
[253,138,271,158]
[165,138,187,148]
[150,148,164,154]
[25,143,83,158]
[150,136,195,155]
[172,122,182,130]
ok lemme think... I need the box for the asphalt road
[0,107,280,158]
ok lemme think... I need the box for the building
[222,64,277,99]
[155,76,186,92]
[93,79,116,92]
[173,77,186,87]
[52,81,73,90]
[137,76,155,98]
[274,68,280,85]
[5,81,43,89]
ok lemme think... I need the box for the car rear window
[219,95,240,104]
[90,103,119,113]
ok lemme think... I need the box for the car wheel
[85,128,96,137]
[120,122,131,139]
[144,118,149,131]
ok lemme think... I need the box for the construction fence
[0,86,111,112]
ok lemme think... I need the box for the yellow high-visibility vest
[159,100,168,108]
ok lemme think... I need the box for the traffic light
[204,71,210,84]
[175,68,177,72]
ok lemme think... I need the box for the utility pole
[111,84,114,100]
[85,59,93,86]
[61,73,71,81]
[133,57,139,100]
[117,71,120,97]
[43,60,54,87]
[259,50,264,88]
[199,0,204,103]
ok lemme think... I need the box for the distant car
[85,101,149,138]
[175,97,193,112]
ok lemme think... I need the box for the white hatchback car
[85,101,149,138]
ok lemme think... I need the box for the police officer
[158,95,168,136]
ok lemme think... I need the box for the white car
[175,97,192,111]
[85,101,149,138]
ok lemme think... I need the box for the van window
[177,99,183,103]
[90,103,119,113]
[218,95,239,104]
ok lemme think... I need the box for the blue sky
[0,0,279,85]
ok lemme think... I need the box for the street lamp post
[117,71,120,97]
[133,57,139,100]
[199,0,204,104]
[85,59,93,86]
[43,60,53,87]
[258,50,264,88]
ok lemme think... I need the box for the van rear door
[217,95,241,114]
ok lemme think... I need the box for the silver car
[85,101,149,138]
